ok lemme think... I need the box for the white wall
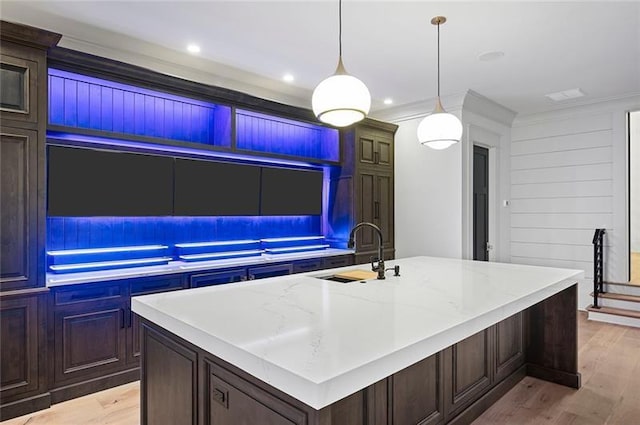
[393,115,463,259]
[631,111,640,252]
[511,96,640,309]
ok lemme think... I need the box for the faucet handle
[370,256,379,271]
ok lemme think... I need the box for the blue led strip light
[179,250,264,262]
[264,245,330,254]
[175,240,259,248]
[49,257,172,273]
[47,245,168,256]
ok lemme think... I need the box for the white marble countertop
[131,256,582,410]
[46,248,353,287]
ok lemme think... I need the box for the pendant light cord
[339,0,343,59]
[436,20,440,99]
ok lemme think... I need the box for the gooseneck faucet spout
[347,222,385,280]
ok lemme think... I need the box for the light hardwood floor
[3,312,640,425]
[630,252,640,285]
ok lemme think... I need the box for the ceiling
[2,1,639,118]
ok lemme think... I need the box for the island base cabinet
[139,312,529,425]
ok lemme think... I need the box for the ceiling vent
[545,88,586,102]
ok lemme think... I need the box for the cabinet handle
[120,309,125,329]
[374,151,379,164]
[127,309,133,328]
[374,201,380,219]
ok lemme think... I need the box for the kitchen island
[132,256,582,425]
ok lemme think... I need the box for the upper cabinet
[356,126,393,170]
[0,22,60,291]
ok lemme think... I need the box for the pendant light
[312,0,371,127]
[417,16,463,150]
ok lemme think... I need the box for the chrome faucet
[347,222,386,280]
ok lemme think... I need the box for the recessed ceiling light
[478,51,504,62]
[383,98,393,105]
[545,88,586,102]
[283,73,294,83]
[186,44,201,54]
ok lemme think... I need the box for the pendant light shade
[312,0,370,127]
[417,16,462,149]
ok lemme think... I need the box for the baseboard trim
[0,392,51,421]
[51,368,140,404]
[526,363,581,389]
[448,364,527,425]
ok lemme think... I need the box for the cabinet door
[128,276,185,366]
[390,352,444,425]
[355,170,377,254]
[0,51,38,124]
[247,264,292,280]
[190,269,247,288]
[444,329,493,417]
[322,255,354,270]
[0,294,41,403]
[376,172,394,251]
[494,312,525,383]
[53,302,126,387]
[206,360,306,425]
[0,128,39,291]
[292,259,322,274]
[356,129,393,170]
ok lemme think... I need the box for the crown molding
[370,92,466,123]
[462,90,517,127]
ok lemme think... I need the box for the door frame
[462,124,502,262]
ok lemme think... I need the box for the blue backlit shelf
[48,69,232,147]
[47,244,171,273]
[260,236,325,249]
[263,245,330,255]
[179,249,264,262]
[49,257,172,274]
[236,109,339,162]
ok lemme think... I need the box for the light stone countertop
[131,256,583,410]
[45,248,354,287]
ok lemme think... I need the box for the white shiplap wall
[510,109,619,308]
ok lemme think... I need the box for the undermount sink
[315,275,364,283]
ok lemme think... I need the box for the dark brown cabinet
[128,276,185,365]
[51,283,127,388]
[0,22,60,421]
[390,352,444,425]
[0,290,48,420]
[444,329,493,417]
[337,121,397,265]
[494,312,524,382]
[0,128,39,291]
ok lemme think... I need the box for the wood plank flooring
[630,252,640,285]
[3,312,640,425]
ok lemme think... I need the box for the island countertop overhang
[131,256,583,410]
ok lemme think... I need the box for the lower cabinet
[49,276,187,401]
[190,268,247,288]
[248,263,292,280]
[51,283,127,389]
[140,311,525,425]
[390,352,444,425]
[206,359,308,425]
[0,290,48,420]
[444,329,493,417]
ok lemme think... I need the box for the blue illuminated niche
[48,69,232,147]
[46,216,323,251]
[236,109,340,162]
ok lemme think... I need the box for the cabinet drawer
[322,255,353,270]
[191,269,247,288]
[130,277,184,296]
[292,259,322,274]
[247,264,292,280]
[54,283,122,306]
